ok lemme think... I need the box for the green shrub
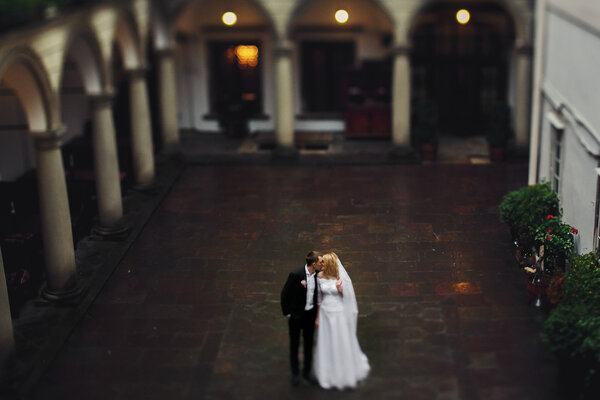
[0,0,69,32]
[542,302,600,359]
[563,252,600,306]
[499,182,560,249]
[542,252,600,393]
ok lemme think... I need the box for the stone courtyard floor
[30,163,559,400]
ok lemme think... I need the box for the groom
[280,250,322,386]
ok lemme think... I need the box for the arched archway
[0,47,55,182]
[60,32,105,143]
[174,0,276,133]
[287,0,396,37]
[409,1,515,140]
[151,0,176,51]
[288,0,395,138]
[0,48,55,133]
[58,31,108,243]
[113,11,143,72]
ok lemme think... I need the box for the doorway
[411,3,514,137]
[209,41,263,118]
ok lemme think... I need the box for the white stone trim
[542,83,600,158]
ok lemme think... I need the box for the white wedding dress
[313,261,370,389]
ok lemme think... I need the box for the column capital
[155,47,175,59]
[88,92,114,107]
[274,41,294,57]
[516,44,533,56]
[126,67,148,80]
[30,126,66,150]
[392,45,411,56]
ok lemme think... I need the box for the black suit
[281,266,318,377]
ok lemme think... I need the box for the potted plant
[533,215,577,275]
[541,251,600,398]
[485,102,512,162]
[524,216,577,307]
[413,101,438,161]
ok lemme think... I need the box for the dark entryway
[300,41,355,114]
[411,3,514,137]
[209,41,263,118]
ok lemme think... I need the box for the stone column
[273,41,297,157]
[156,49,180,154]
[128,68,155,186]
[391,45,413,154]
[515,44,533,150]
[89,94,128,237]
[31,130,80,300]
[0,249,14,381]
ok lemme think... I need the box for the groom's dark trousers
[281,267,318,377]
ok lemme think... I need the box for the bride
[313,252,370,389]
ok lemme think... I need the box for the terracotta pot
[419,143,437,161]
[525,272,552,306]
[489,146,505,162]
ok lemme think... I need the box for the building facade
[528,0,600,253]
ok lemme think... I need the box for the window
[551,128,563,192]
[595,169,600,251]
[209,41,262,117]
[300,41,355,114]
[547,111,565,192]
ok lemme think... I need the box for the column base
[0,352,17,390]
[91,221,131,241]
[131,180,162,195]
[388,146,419,163]
[41,277,85,303]
[508,144,530,162]
[157,148,184,165]
[271,146,299,161]
[162,143,182,156]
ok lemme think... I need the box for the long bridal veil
[333,253,359,330]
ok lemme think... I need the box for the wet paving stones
[32,164,559,400]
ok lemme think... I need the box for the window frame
[547,111,565,193]
[594,168,600,251]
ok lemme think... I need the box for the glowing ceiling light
[335,9,349,24]
[222,11,237,26]
[235,45,259,67]
[456,9,470,24]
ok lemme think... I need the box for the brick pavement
[32,164,558,400]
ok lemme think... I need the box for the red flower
[548,229,552,233]
[547,215,554,219]
[547,235,552,241]
[571,227,579,235]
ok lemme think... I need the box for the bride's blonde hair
[321,253,340,278]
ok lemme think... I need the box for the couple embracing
[280,251,370,390]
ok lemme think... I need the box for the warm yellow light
[222,11,237,26]
[335,9,349,24]
[235,45,259,67]
[456,9,470,24]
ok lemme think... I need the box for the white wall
[545,13,600,140]
[536,3,600,252]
